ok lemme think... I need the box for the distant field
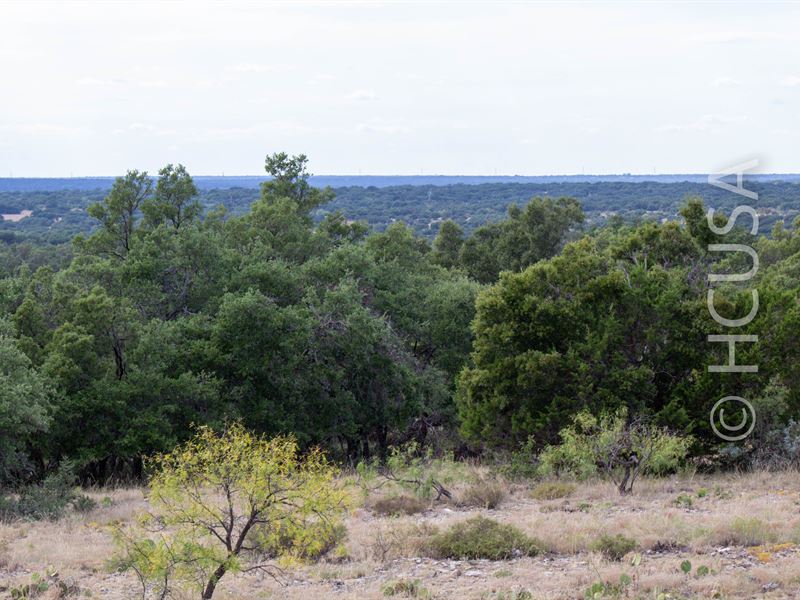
[2,173,800,192]
[1,176,799,243]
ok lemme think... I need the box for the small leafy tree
[115,423,345,599]
[538,409,690,495]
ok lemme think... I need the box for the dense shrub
[0,462,92,521]
[425,516,540,560]
[590,534,638,561]
[537,409,691,494]
[530,482,576,500]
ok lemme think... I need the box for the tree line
[2,152,799,484]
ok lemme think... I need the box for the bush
[459,480,507,509]
[530,482,575,500]
[590,534,638,561]
[382,579,430,598]
[673,493,693,509]
[537,409,691,494]
[726,518,777,546]
[371,495,428,517]
[499,436,539,481]
[72,494,98,514]
[425,516,540,560]
[0,462,91,521]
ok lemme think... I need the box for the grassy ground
[2,471,800,599]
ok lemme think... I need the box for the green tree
[142,164,201,230]
[0,319,51,478]
[457,223,711,447]
[261,152,334,213]
[83,170,152,258]
[431,220,464,269]
[459,196,584,283]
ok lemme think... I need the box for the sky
[1,1,799,177]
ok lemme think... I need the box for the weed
[530,482,576,500]
[382,579,430,598]
[459,480,507,509]
[371,495,428,517]
[727,517,777,546]
[672,494,693,509]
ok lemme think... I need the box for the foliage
[357,443,467,502]
[456,213,737,448]
[115,423,345,599]
[536,409,691,494]
[590,533,638,561]
[0,318,51,479]
[456,196,584,283]
[498,436,539,481]
[425,516,541,560]
[4,159,800,482]
[256,520,347,561]
[1,154,476,479]
[9,572,50,599]
[0,461,91,521]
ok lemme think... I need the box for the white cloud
[779,75,800,87]
[656,114,747,133]
[355,121,410,135]
[690,31,789,44]
[111,123,177,136]
[228,63,287,74]
[0,123,84,135]
[711,76,742,87]
[346,89,379,102]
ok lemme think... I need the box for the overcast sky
[1,1,799,176]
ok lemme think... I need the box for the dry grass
[2,472,800,599]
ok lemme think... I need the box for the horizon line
[1,172,798,179]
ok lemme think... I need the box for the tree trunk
[202,564,227,599]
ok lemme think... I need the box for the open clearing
[2,471,800,599]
